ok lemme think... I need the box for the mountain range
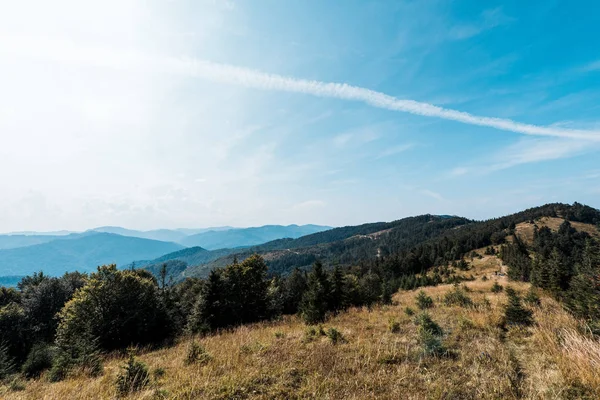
[0,224,331,278]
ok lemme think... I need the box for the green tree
[300,261,330,325]
[282,268,307,314]
[56,265,170,351]
[329,265,345,313]
[187,270,225,333]
[415,290,433,309]
[504,287,533,326]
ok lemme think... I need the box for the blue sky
[0,0,599,231]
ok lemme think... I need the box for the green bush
[326,328,345,344]
[491,281,504,293]
[0,342,15,380]
[48,351,71,382]
[404,306,415,316]
[153,366,166,379]
[115,353,150,396]
[443,285,474,307]
[418,327,446,357]
[185,342,211,365]
[414,312,443,336]
[415,290,433,310]
[504,287,533,326]
[524,287,541,306]
[22,343,54,378]
[388,319,401,333]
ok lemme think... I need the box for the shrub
[504,287,533,326]
[326,328,345,344]
[8,377,25,391]
[491,281,504,293]
[415,290,433,310]
[418,328,446,357]
[443,285,474,307]
[414,312,445,357]
[48,351,71,382]
[404,306,415,316]
[303,326,326,342]
[115,353,150,396]
[51,332,103,381]
[0,342,15,380]
[414,312,443,336]
[388,319,401,333]
[524,287,541,306]
[481,275,489,282]
[153,367,166,379]
[22,343,54,378]
[185,342,211,365]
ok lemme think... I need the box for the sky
[0,0,599,231]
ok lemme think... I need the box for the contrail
[170,58,600,141]
[2,35,599,141]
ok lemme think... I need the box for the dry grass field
[515,217,599,245]
[3,254,599,399]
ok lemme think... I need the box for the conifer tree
[188,270,225,333]
[504,287,533,326]
[300,261,330,325]
[329,265,345,313]
[282,268,307,314]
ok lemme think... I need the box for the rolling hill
[179,203,600,279]
[0,233,184,276]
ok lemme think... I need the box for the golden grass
[516,217,599,245]
[3,267,600,399]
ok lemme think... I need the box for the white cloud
[377,143,415,158]
[1,36,599,141]
[452,138,599,176]
[420,189,444,201]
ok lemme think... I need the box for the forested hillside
[0,202,598,399]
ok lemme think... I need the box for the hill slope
[0,233,184,276]
[184,215,472,277]
[184,203,600,279]
[8,274,600,399]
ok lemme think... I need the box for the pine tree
[300,261,330,325]
[329,265,345,313]
[282,268,307,314]
[188,270,225,333]
[504,287,533,326]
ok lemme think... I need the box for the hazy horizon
[1,1,599,232]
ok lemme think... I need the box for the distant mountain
[0,235,61,250]
[184,216,470,277]
[179,224,332,250]
[3,230,76,236]
[90,227,189,243]
[0,233,184,277]
[129,246,238,281]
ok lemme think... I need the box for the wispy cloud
[452,138,599,176]
[376,143,415,158]
[3,35,600,141]
[420,189,444,201]
[580,60,600,72]
[172,60,600,141]
[449,7,514,40]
